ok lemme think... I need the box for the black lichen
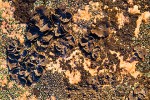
[6,8,74,86]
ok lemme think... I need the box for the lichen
[0,0,150,100]
[133,23,150,76]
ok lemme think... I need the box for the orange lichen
[0,59,6,69]
[110,50,141,78]
[46,58,64,73]
[72,24,87,34]
[141,11,150,22]
[0,1,15,19]
[119,58,140,78]
[46,51,82,85]
[128,0,133,5]
[116,12,129,29]
[128,5,140,14]
[134,11,150,37]
[47,50,92,85]
[16,91,30,100]
[8,81,15,88]
[83,58,99,76]
[29,95,38,100]
[0,1,10,8]
[47,49,102,84]
[50,96,56,100]
[89,1,100,11]
[0,76,8,87]
[73,5,92,22]
[65,69,81,84]
[89,1,104,23]
[7,32,25,43]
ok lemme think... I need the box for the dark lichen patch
[6,39,46,86]
[6,7,74,86]
[100,14,137,61]
[32,88,40,97]
[12,0,36,23]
